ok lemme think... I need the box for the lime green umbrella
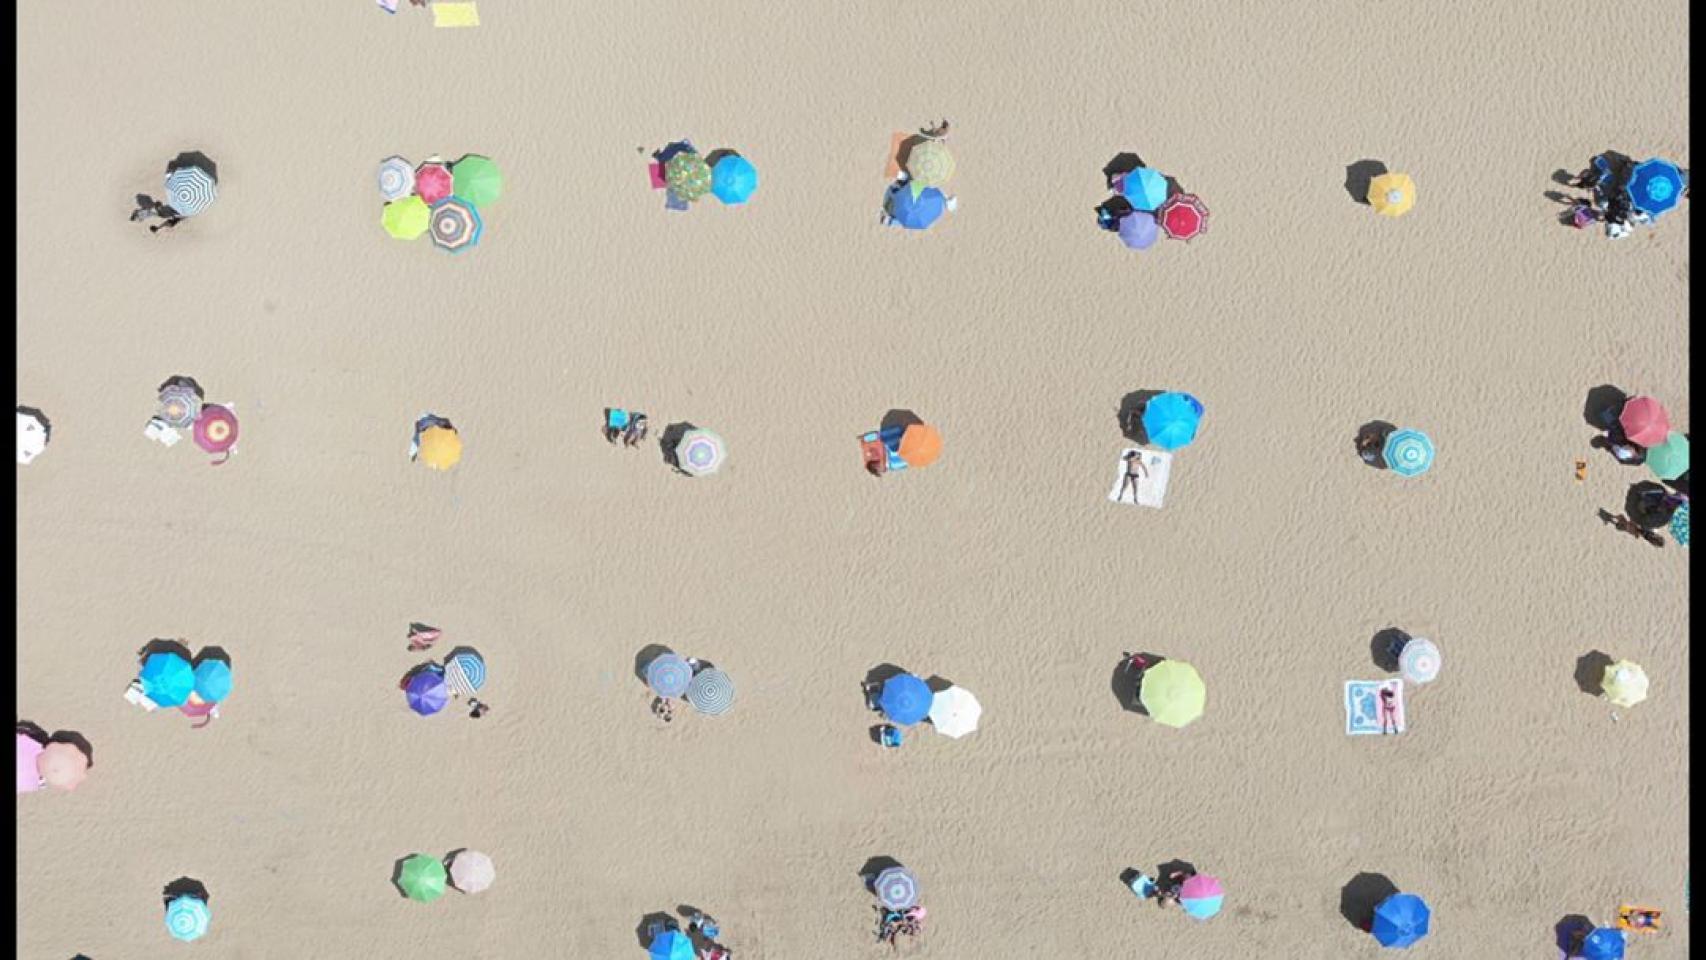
[665,152,712,202]
[1647,432,1689,481]
[1139,660,1206,728]
[451,155,503,208]
[383,196,431,240]
[904,139,955,188]
[397,854,448,902]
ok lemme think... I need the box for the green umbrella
[1139,660,1206,728]
[383,196,431,240]
[1647,432,1689,481]
[397,854,448,902]
[904,139,955,188]
[451,155,503,208]
[665,152,712,202]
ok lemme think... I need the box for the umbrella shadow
[635,644,676,684]
[16,404,52,440]
[1102,152,1146,189]
[1110,653,1161,715]
[1157,858,1197,881]
[138,638,194,665]
[653,140,696,164]
[635,911,679,948]
[166,151,219,181]
[1583,384,1629,431]
[1118,391,1162,444]
[162,876,210,908]
[49,730,94,767]
[1339,872,1398,931]
[1161,174,1187,202]
[1626,481,1674,529]
[16,719,49,744]
[893,135,930,174]
[158,375,205,399]
[1344,160,1388,205]
[1555,914,1594,953]
[193,645,231,667]
[1356,421,1397,469]
[704,148,739,167]
[862,663,909,710]
[660,422,696,472]
[880,409,924,434]
[1371,628,1410,672]
[1095,195,1135,232]
[389,856,419,899]
[1573,650,1615,696]
[923,675,954,694]
[1667,468,1691,497]
[858,855,903,892]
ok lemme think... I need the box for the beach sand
[17,1,1689,956]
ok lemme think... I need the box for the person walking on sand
[1118,450,1147,503]
[1378,685,1399,734]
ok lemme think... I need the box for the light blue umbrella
[445,648,486,699]
[887,184,945,230]
[192,659,232,703]
[165,895,210,942]
[140,652,195,707]
[646,653,692,698]
[163,165,217,217]
[649,929,695,960]
[878,674,932,725]
[1141,392,1204,451]
[1383,429,1435,477]
[1121,168,1169,211]
[1627,158,1684,217]
[711,154,758,205]
[686,668,735,716]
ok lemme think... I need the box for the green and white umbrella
[665,152,712,202]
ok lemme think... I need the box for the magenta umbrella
[16,733,44,794]
[192,405,239,465]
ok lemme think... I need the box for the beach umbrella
[1579,926,1626,960]
[1371,892,1430,948]
[417,425,462,470]
[1670,501,1689,547]
[927,685,982,738]
[1368,172,1416,217]
[141,652,196,707]
[192,405,239,462]
[1141,392,1204,450]
[887,184,946,230]
[1627,158,1684,217]
[445,649,486,698]
[678,429,726,477]
[878,673,933,726]
[649,930,695,960]
[904,140,955,188]
[1178,874,1224,920]
[447,849,495,893]
[1618,396,1670,447]
[1121,167,1169,212]
[157,383,203,429]
[163,164,218,217]
[406,669,450,716]
[16,733,44,794]
[645,653,693,698]
[1601,660,1648,708]
[686,668,736,716]
[415,162,453,204]
[192,659,232,703]
[37,741,88,791]
[450,154,503,208]
[429,197,482,254]
[1157,194,1209,240]
[1118,211,1159,250]
[377,156,415,202]
[17,408,47,465]
[165,895,210,942]
[1398,638,1441,685]
[1139,660,1206,728]
[1646,432,1689,481]
[710,154,759,205]
[665,152,713,202]
[383,196,431,240]
[1383,429,1434,477]
[898,424,943,467]
[397,854,449,902]
[874,866,919,909]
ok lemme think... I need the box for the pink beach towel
[648,162,667,189]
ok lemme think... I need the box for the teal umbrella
[1647,432,1689,481]
[1383,429,1434,477]
[141,652,195,707]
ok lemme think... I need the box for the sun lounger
[431,1,479,26]
[1344,679,1405,735]
[1107,448,1171,508]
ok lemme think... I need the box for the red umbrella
[1619,396,1670,447]
[1158,194,1209,241]
[415,162,454,204]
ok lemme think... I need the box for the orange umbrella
[898,424,942,467]
[37,742,88,791]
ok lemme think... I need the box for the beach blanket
[432,2,479,27]
[376,0,399,12]
[1107,448,1172,508]
[648,162,667,189]
[884,132,909,180]
[1345,679,1405,735]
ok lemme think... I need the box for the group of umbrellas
[411,414,464,471]
[881,131,955,230]
[653,141,759,207]
[644,651,736,716]
[404,647,488,717]
[871,671,982,739]
[861,415,942,476]
[1587,153,1688,234]
[149,376,239,466]
[1097,163,1211,249]
[134,640,234,722]
[396,849,496,902]
[1614,395,1690,483]
[379,154,503,253]
[1129,868,1225,920]
[16,725,91,794]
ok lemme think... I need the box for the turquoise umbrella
[1646,432,1689,481]
[192,659,232,703]
[1141,392,1204,450]
[141,652,195,707]
[711,154,758,205]
[1383,429,1434,477]
[165,895,210,942]
[1121,167,1169,211]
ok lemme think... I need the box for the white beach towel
[144,417,182,447]
[1107,448,1172,508]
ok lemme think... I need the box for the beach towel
[1344,679,1405,735]
[884,132,909,180]
[1107,448,1172,508]
[376,0,399,12]
[145,418,183,447]
[664,189,690,212]
[432,1,479,26]
[648,162,666,189]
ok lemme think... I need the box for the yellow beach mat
[433,2,480,27]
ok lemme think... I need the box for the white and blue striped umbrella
[377,156,415,202]
[165,895,210,942]
[444,649,486,698]
[645,653,692,698]
[1398,638,1441,684]
[163,165,218,217]
[874,866,919,909]
[1383,429,1435,478]
[685,668,735,716]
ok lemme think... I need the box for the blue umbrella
[1627,158,1684,217]
[649,930,695,960]
[140,652,195,707]
[163,165,217,217]
[1370,892,1430,948]
[1118,211,1158,250]
[878,673,933,725]
[1141,392,1204,450]
[645,653,693,698]
[1121,168,1169,211]
[1579,927,1626,960]
[192,659,232,703]
[1383,429,1435,477]
[711,154,758,205]
[887,184,946,230]
[405,669,449,717]
[164,895,210,942]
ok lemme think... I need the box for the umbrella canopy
[1601,660,1648,708]
[192,405,239,456]
[192,659,233,703]
[927,685,982,738]
[1670,501,1690,547]
[17,732,44,794]
[397,854,448,902]
[1398,638,1440,685]
[1121,167,1169,211]
[898,424,943,467]
[874,866,920,909]
[1371,892,1430,948]
[1618,396,1670,447]
[445,649,487,698]
[650,930,696,960]
[141,652,196,707]
[1142,392,1204,450]
[415,162,454,204]
[448,849,495,893]
[157,383,203,429]
[383,196,432,240]
[878,673,933,726]
[1368,172,1416,217]
[1139,660,1206,728]
[666,152,713,202]
[1118,210,1159,250]
[686,668,736,716]
[1627,158,1684,217]
[37,741,88,791]
[377,156,416,202]
[417,425,463,470]
[450,154,503,208]
[645,653,693,698]
[1646,432,1689,481]
[904,140,955,188]
[1178,874,1224,919]
[1383,429,1434,477]
[711,154,759,205]
[678,429,726,477]
[1157,194,1209,240]
[165,895,210,942]
[17,409,47,465]
[163,164,218,217]
[406,669,450,716]
[1579,926,1627,960]
[429,197,483,253]
[887,184,946,230]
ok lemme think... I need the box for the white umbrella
[448,849,495,893]
[927,685,982,738]
[16,409,48,465]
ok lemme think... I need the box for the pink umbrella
[37,741,88,791]
[1619,396,1670,447]
[16,733,44,794]
[1158,194,1210,241]
[192,405,239,465]
[416,162,454,204]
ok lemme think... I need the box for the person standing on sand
[1378,686,1399,734]
[1118,450,1147,503]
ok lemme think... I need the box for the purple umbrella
[1118,211,1158,250]
[406,670,450,716]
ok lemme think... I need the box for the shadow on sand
[1573,650,1615,696]
[1339,872,1399,931]
[1343,160,1388,205]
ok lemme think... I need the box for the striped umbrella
[1670,501,1689,547]
[874,866,919,909]
[157,383,202,429]
[444,649,486,698]
[1398,638,1441,684]
[141,652,195,707]
[429,198,482,253]
[1627,158,1684,217]
[645,653,692,698]
[678,429,726,476]
[448,849,495,893]
[904,140,955,188]
[163,165,217,217]
[686,668,736,716]
[1179,874,1224,919]
[1383,429,1434,477]
[1157,193,1209,240]
[165,895,210,942]
[377,156,415,201]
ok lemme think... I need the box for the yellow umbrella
[1601,660,1648,708]
[904,139,955,188]
[1367,173,1415,217]
[383,196,431,240]
[1138,660,1206,728]
[417,426,462,471]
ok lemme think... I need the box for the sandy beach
[16,1,1690,957]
